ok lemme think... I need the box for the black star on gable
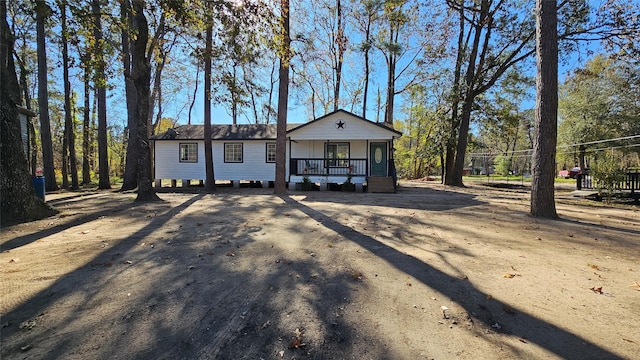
[336,120,345,129]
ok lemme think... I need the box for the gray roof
[150,123,302,141]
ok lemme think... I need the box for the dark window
[266,143,276,163]
[325,142,349,167]
[179,143,198,162]
[224,143,243,163]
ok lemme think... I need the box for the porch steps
[367,176,395,193]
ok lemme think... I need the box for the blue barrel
[32,176,45,201]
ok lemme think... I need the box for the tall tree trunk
[188,63,199,125]
[62,114,69,187]
[449,0,488,187]
[121,0,138,191]
[203,4,215,192]
[362,14,371,119]
[334,0,344,112]
[274,0,290,194]
[131,0,159,201]
[149,47,167,134]
[59,0,78,190]
[531,0,558,218]
[82,63,91,184]
[35,0,58,191]
[1,0,57,225]
[92,0,110,189]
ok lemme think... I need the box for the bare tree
[58,0,79,190]
[35,0,58,191]
[530,0,558,218]
[274,0,290,194]
[203,2,215,192]
[130,0,160,201]
[92,0,110,189]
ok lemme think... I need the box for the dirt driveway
[1,181,639,359]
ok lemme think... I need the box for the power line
[468,134,640,156]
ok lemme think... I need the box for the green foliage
[590,151,626,203]
[494,154,512,176]
[395,85,447,179]
[558,55,640,167]
[301,172,312,190]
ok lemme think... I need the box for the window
[266,143,276,163]
[224,143,243,163]
[179,143,198,162]
[325,142,349,167]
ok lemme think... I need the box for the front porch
[288,158,367,191]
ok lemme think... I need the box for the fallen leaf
[630,282,640,291]
[294,328,303,337]
[518,338,527,344]
[622,338,635,343]
[503,273,516,278]
[351,271,364,281]
[226,252,235,257]
[589,263,602,271]
[590,286,603,294]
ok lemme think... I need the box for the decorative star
[336,120,345,129]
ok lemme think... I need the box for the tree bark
[35,0,58,191]
[82,63,91,184]
[120,0,138,191]
[203,4,215,192]
[334,0,345,112]
[362,10,371,119]
[59,0,78,190]
[530,0,558,218]
[274,0,290,194]
[1,1,57,226]
[131,0,159,202]
[92,0,110,189]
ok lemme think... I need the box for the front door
[370,143,387,176]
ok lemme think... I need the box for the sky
[12,0,635,132]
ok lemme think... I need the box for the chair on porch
[305,160,319,173]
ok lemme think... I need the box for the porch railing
[577,171,640,193]
[290,158,367,177]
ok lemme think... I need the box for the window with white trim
[325,142,349,167]
[224,143,243,163]
[266,143,276,163]
[179,143,198,162]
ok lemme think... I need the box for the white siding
[213,141,276,181]
[154,141,205,180]
[289,112,397,141]
[290,140,367,158]
[154,140,278,181]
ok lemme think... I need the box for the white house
[150,109,402,192]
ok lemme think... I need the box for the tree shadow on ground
[0,193,393,359]
[283,196,624,360]
[0,195,144,252]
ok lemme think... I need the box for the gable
[287,110,401,141]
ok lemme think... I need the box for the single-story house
[150,109,402,192]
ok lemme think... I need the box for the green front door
[370,143,387,176]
